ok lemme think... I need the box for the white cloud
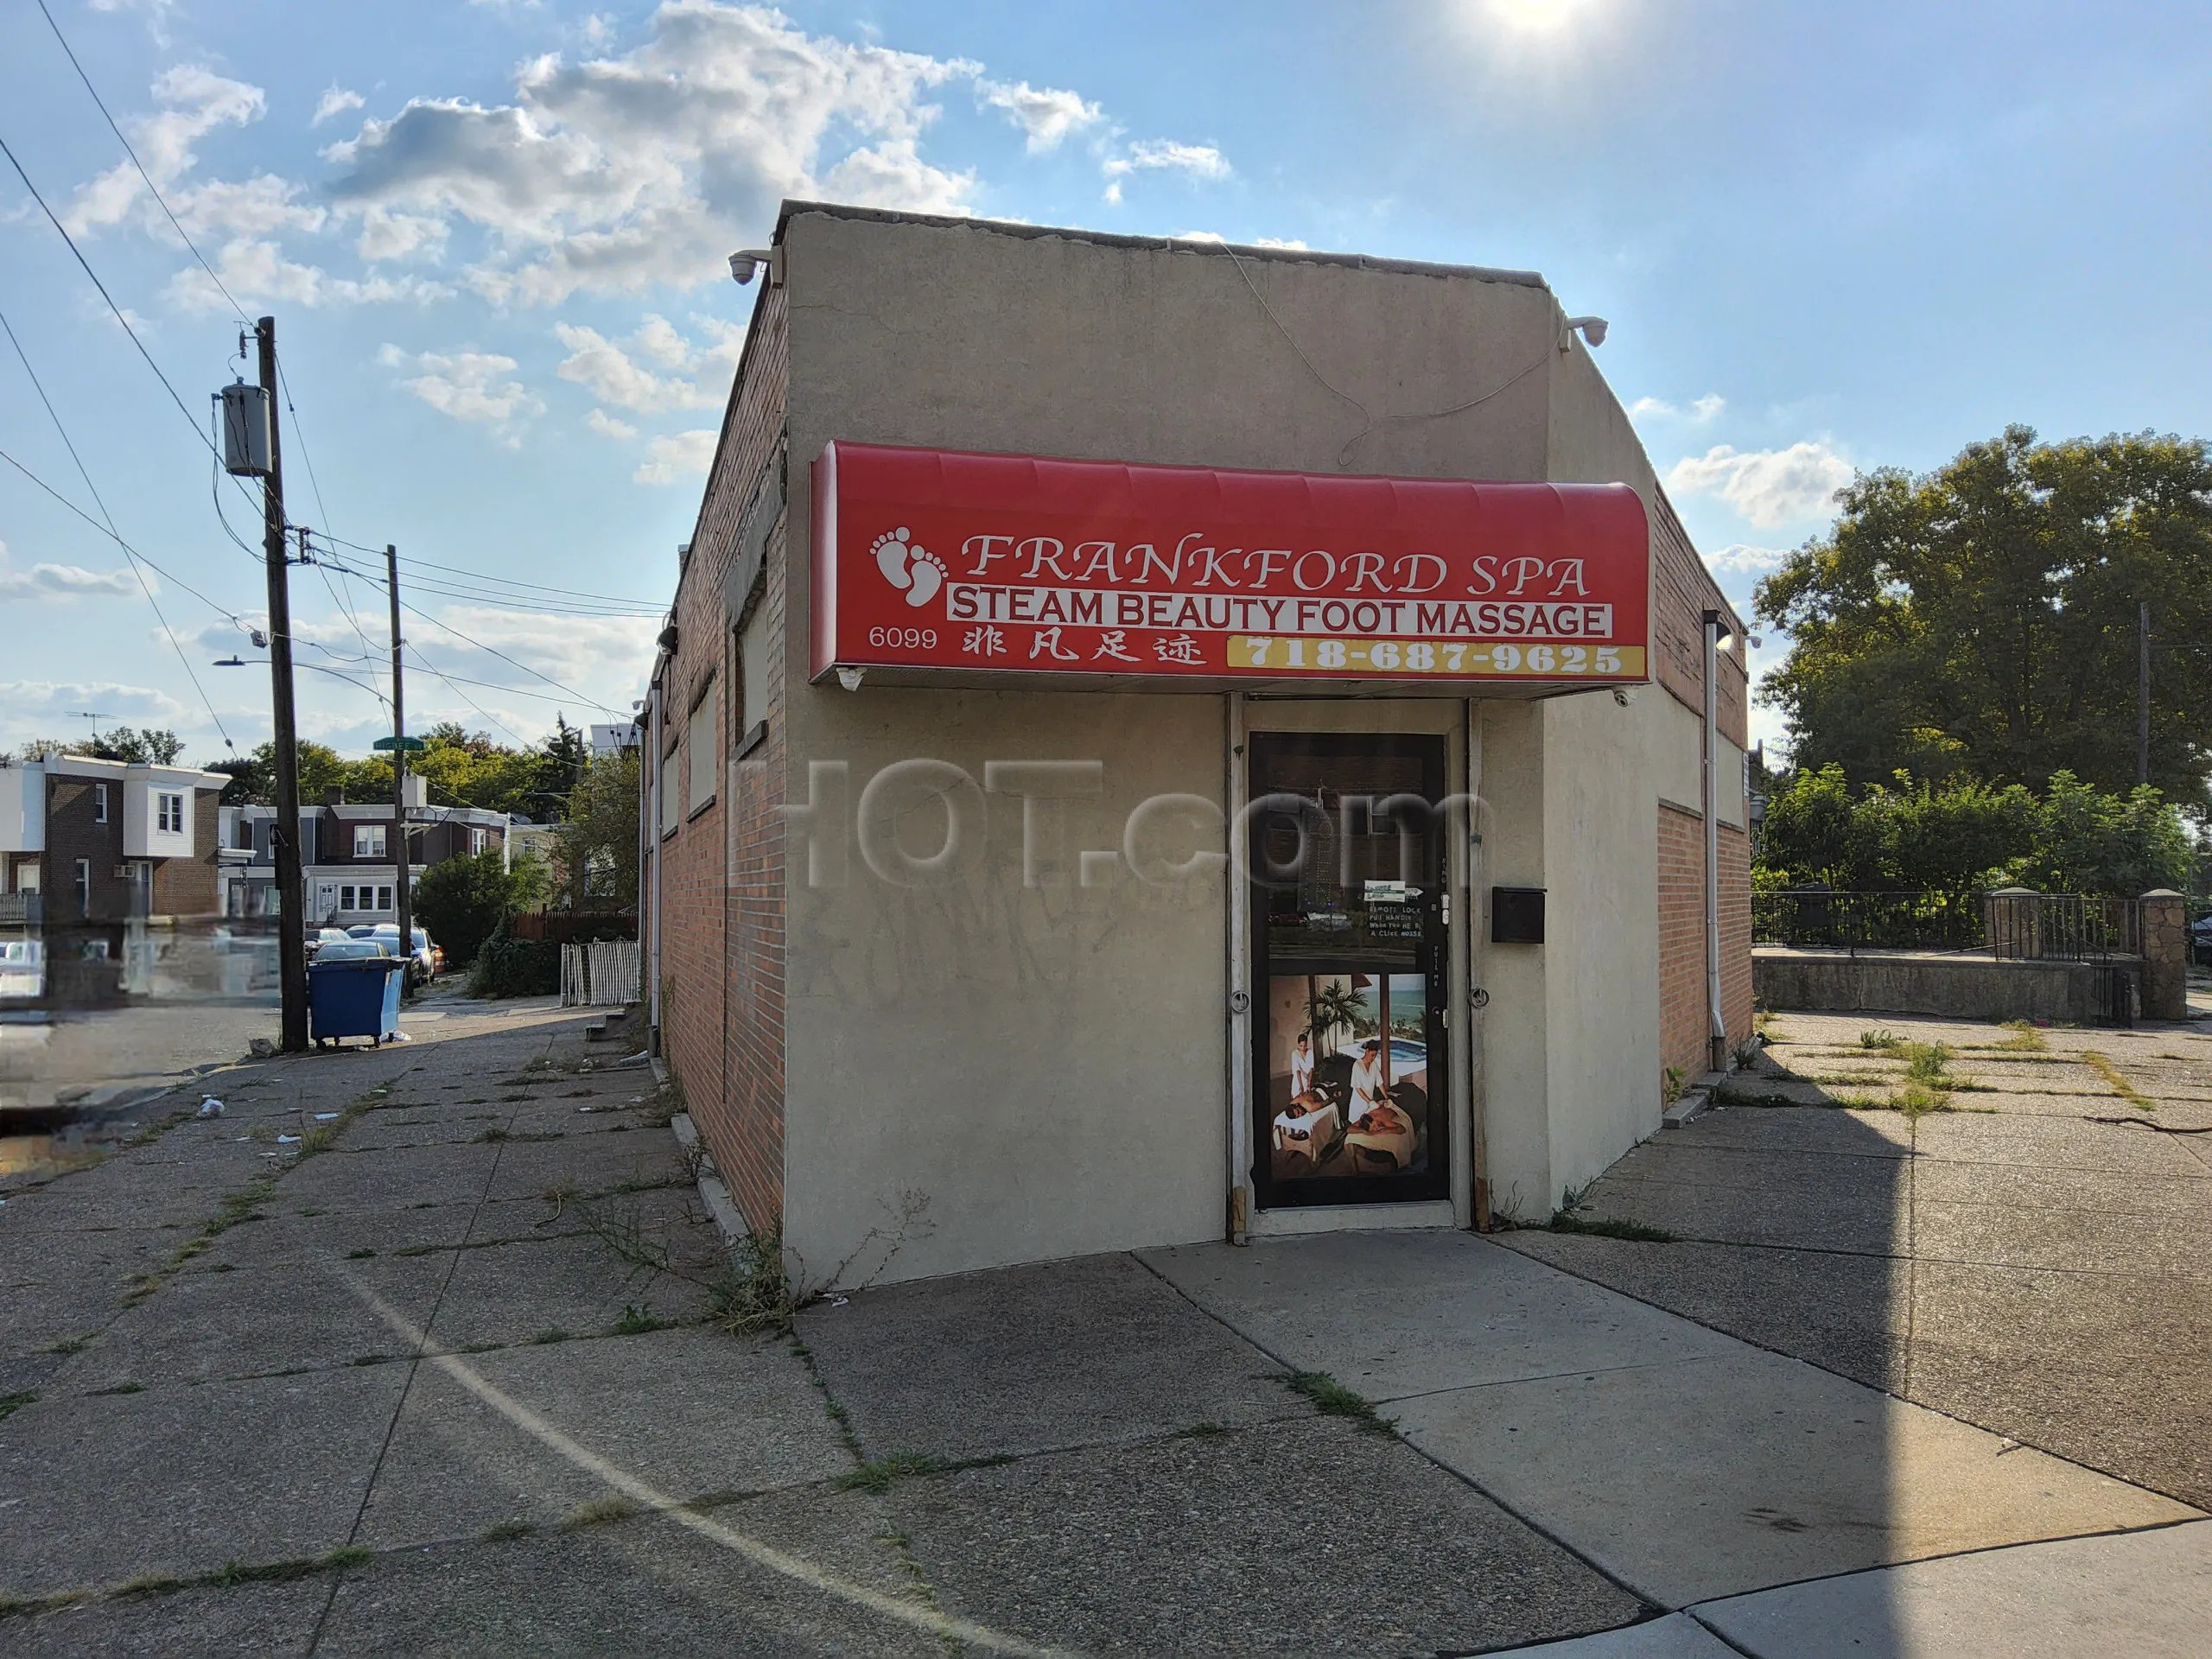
[633,429,716,485]
[554,321,719,411]
[1664,441,1853,528]
[1704,543,1789,577]
[977,79,1103,152]
[1253,235,1310,250]
[1103,138,1231,202]
[62,65,265,237]
[321,3,985,305]
[0,680,190,730]
[172,173,327,238]
[820,138,975,215]
[355,207,449,264]
[1630,392,1726,422]
[378,343,543,427]
[586,409,638,440]
[312,86,365,126]
[0,561,141,599]
[168,239,451,310]
[553,313,742,413]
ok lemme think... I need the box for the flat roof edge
[773,200,1551,291]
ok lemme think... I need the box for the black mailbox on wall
[1491,887,1546,944]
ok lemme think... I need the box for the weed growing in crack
[558,1496,639,1531]
[0,1392,35,1422]
[1285,1372,1393,1434]
[836,1452,954,1493]
[609,1303,677,1337]
[1548,1211,1678,1242]
[480,1518,535,1543]
[1859,1029,1902,1051]
[1999,1020,2049,1052]
[2082,1051,2154,1110]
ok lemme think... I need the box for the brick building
[0,751,228,995]
[219,780,511,925]
[642,204,1752,1287]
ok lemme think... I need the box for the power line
[396,595,627,715]
[315,529,668,609]
[1,443,253,631]
[0,303,233,749]
[0,131,231,469]
[403,639,532,748]
[318,550,658,619]
[33,0,248,325]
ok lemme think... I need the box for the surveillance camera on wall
[728,248,779,286]
[1564,315,1609,347]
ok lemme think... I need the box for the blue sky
[3,0,2208,766]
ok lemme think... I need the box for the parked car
[306,927,350,962]
[346,924,379,939]
[313,938,393,963]
[370,925,440,984]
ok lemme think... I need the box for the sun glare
[1478,0,1598,36]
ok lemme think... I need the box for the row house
[0,751,226,994]
[219,778,510,926]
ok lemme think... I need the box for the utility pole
[2138,601,2151,789]
[257,316,308,1052]
[386,544,412,990]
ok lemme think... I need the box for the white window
[660,745,679,836]
[376,885,393,912]
[469,827,487,856]
[687,677,716,816]
[74,858,91,916]
[157,792,185,835]
[340,884,358,911]
[353,823,387,858]
[94,784,109,823]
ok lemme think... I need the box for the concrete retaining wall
[1754,948,2136,1024]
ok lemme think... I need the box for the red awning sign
[811,442,1650,686]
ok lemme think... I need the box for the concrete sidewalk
[3,996,2205,1653]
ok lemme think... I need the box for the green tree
[554,747,639,911]
[18,728,184,764]
[2020,772,2194,894]
[410,849,543,969]
[1756,426,2212,811]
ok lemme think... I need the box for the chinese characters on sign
[812,442,1652,685]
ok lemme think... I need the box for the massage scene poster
[1265,972,1431,1182]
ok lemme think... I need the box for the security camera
[1564,315,1609,347]
[728,248,776,285]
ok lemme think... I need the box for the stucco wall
[779,212,1572,1281]
[766,207,1732,1280]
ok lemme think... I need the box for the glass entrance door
[1249,732,1449,1209]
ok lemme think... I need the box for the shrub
[412,849,543,969]
[467,923,559,999]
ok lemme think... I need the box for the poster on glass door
[1265,972,1431,1183]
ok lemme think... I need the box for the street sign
[372,735,427,752]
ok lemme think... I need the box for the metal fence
[1984,892,2142,963]
[1751,889,1988,956]
[1755,887,2149,962]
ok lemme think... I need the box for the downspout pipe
[646,675,664,1046]
[1701,609,1728,1073]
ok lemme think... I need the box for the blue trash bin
[308,957,406,1047]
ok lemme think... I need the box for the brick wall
[653,281,791,1238]
[1658,804,1755,1083]
[151,791,221,918]
[43,778,125,922]
[1651,492,1748,747]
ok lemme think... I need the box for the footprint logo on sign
[873,526,945,609]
